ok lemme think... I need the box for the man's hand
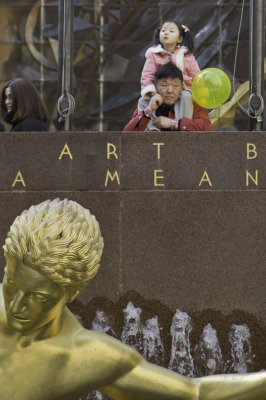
[154,116,172,130]
[148,93,163,112]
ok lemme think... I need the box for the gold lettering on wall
[107,143,118,159]
[59,143,73,159]
[199,170,212,187]
[104,170,120,186]
[12,170,26,187]
[153,142,165,159]
[247,143,257,160]
[246,170,258,186]
[154,169,164,186]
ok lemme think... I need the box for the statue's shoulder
[73,327,142,366]
[0,284,4,311]
[0,284,5,320]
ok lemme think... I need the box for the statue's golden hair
[3,198,104,302]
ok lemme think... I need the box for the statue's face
[3,256,68,335]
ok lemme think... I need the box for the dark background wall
[1,130,265,310]
[0,131,265,380]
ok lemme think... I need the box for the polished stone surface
[0,131,265,325]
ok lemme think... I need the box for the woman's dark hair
[1,78,47,124]
[155,62,183,84]
[154,21,194,54]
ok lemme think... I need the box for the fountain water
[91,310,117,337]
[84,391,105,400]
[79,304,256,399]
[121,301,143,353]
[194,323,224,376]
[142,316,164,365]
[226,324,254,373]
[168,309,194,377]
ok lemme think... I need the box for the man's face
[156,77,184,106]
[3,256,68,335]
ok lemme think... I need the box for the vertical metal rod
[249,0,265,131]
[99,9,104,132]
[58,1,64,99]
[58,0,74,131]
[40,0,45,101]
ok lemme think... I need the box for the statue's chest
[0,332,69,400]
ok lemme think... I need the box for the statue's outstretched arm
[102,354,266,400]
[197,371,266,400]
[101,358,198,400]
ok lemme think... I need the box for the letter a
[59,143,73,159]
[199,170,212,187]
[12,170,26,187]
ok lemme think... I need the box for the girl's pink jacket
[141,44,200,96]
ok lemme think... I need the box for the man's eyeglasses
[157,82,182,90]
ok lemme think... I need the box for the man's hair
[155,63,183,84]
[1,78,47,124]
[3,198,104,302]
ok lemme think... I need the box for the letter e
[154,169,164,186]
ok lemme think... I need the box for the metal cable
[232,0,263,119]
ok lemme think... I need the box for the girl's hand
[182,25,189,32]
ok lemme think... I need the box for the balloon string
[232,0,257,119]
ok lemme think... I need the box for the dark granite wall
[0,131,265,373]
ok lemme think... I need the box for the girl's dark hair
[154,21,194,54]
[1,78,47,124]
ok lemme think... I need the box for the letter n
[246,170,258,187]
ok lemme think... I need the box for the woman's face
[4,87,13,113]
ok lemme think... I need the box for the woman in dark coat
[0,78,48,131]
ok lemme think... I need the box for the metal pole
[58,0,74,131]
[58,1,64,99]
[40,0,45,101]
[249,0,265,131]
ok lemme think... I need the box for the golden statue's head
[3,198,104,302]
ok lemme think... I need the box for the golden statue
[1,198,266,400]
